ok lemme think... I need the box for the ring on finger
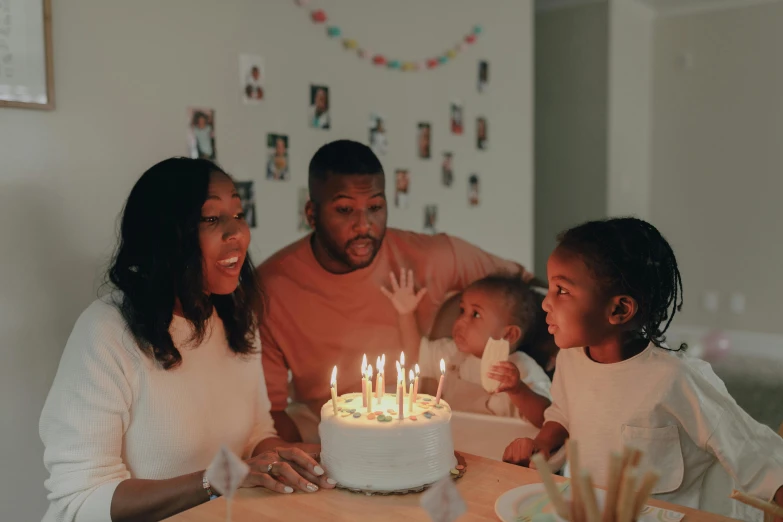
[266,461,280,475]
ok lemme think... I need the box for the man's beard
[312,214,384,271]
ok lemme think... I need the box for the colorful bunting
[295,1,482,72]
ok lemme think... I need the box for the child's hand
[488,361,522,394]
[503,438,548,467]
[380,269,427,315]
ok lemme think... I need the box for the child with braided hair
[503,217,783,521]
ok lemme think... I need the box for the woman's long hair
[108,157,263,369]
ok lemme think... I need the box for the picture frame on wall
[0,0,55,110]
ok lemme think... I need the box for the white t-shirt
[370,131,387,155]
[39,297,276,522]
[545,344,783,521]
[192,125,213,157]
[309,106,330,128]
[396,191,409,209]
[419,337,551,420]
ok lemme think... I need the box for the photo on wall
[239,54,264,104]
[297,187,312,232]
[450,102,464,135]
[417,122,431,159]
[424,205,438,234]
[441,152,454,187]
[235,181,257,228]
[476,117,488,150]
[468,174,480,207]
[309,84,331,129]
[187,107,216,160]
[266,133,289,181]
[368,113,387,155]
[478,60,489,93]
[395,169,410,209]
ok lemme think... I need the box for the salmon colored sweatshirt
[257,229,528,413]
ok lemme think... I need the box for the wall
[607,0,655,220]
[0,1,534,519]
[534,1,608,276]
[650,0,783,333]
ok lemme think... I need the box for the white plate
[495,483,569,522]
[495,482,685,522]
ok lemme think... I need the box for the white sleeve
[418,337,457,378]
[512,352,552,400]
[243,334,278,457]
[39,303,134,522]
[672,360,783,502]
[543,351,570,431]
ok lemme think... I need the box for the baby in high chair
[382,271,551,427]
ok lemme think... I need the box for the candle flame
[397,366,403,384]
[367,364,374,379]
[415,363,420,377]
[396,360,401,375]
[381,353,386,366]
[440,358,446,375]
[409,369,414,382]
[361,354,367,375]
[400,351,405,367]
[331,366,337,387]
[376,355,381,372]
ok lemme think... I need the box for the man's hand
[381,269,427,315]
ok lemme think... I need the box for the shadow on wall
[0,180,107,521]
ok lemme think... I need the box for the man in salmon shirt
[257,140,541,442]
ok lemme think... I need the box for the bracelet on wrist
[202,472,218,501]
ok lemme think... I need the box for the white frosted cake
[319,392,457,492]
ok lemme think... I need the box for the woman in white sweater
[39,158,335,522]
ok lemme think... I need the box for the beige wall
[607,0,655,220]
[0,1,534,519]
[650,1,783,333]
[534,1,609,276]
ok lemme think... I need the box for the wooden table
[167,453,737,522]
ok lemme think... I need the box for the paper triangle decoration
[205,445,250,499]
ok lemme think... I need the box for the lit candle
[376,355,385,404]
[408,369,415,413]
[413,363,420,402]
[400,351,406,397]
[361,354,367,408]
[375,356,382,399]
[330,366,338,416]
[397,367,404,420]
[366,364,373,413]
[435,359,445,405]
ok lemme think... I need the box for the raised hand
[381,268,427,315]
[488,361,522,394]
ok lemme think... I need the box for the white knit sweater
[39,297,276,522]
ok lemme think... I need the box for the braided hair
[556,217,684,349]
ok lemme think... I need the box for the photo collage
[188,57,490,233]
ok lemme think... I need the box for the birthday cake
[319,392,457,492]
